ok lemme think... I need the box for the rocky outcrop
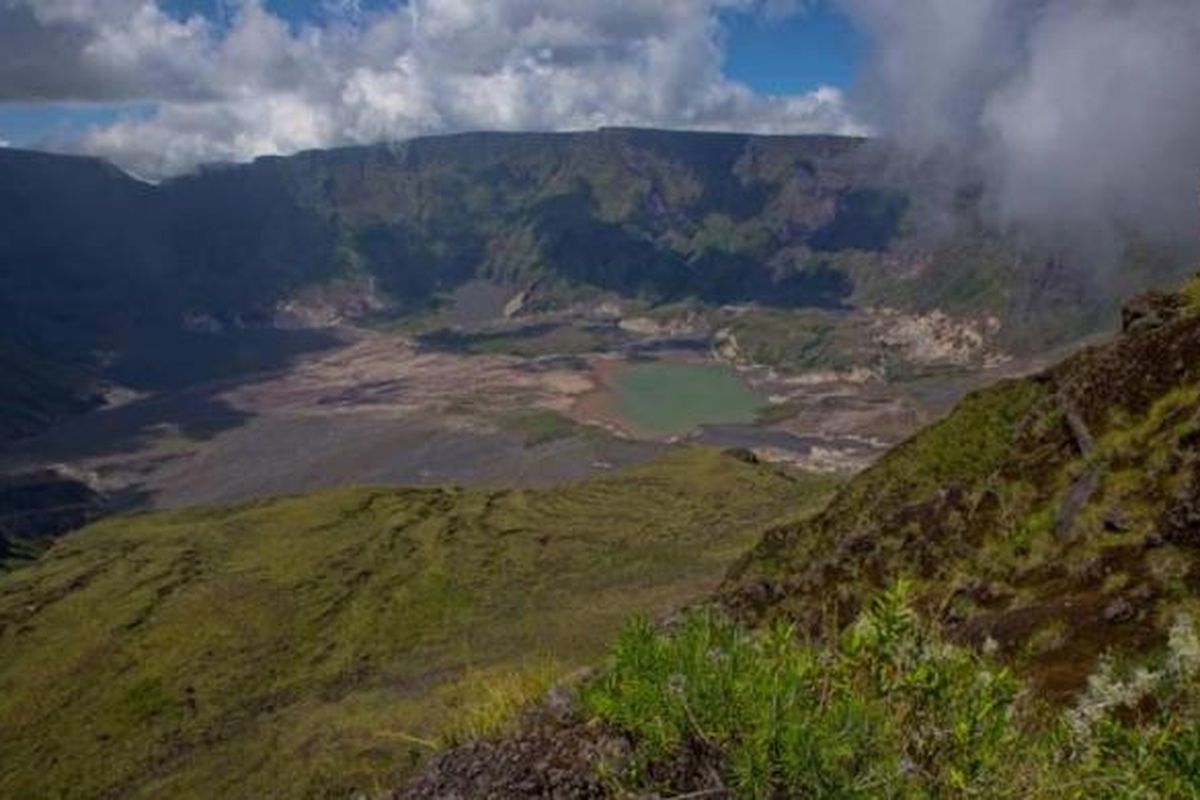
[394,706,614,800]
[1121,289,1184,333]
[272,275,389,330]
[871,307,1005,367]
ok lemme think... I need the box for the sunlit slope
[0,447,834,799]
[725,284,1200,697]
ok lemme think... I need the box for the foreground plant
[582,583,1200,798]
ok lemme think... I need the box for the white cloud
[839,0,1200,255]
[0,0,865,176]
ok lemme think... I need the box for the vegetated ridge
[724,282,1200,696]
[0,447,835,799]
[402,279,1200,798]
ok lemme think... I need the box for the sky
[4,0,1200,262]
[0,0,866,175]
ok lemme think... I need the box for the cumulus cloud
[0,0,864,176]
[0,0,215,103]
[840,0,1200,255]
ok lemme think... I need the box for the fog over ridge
[841,0,1200,259]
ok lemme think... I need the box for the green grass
[857,379,1045,490]
[1181,276,1200,316]
[465,324,626,357]
[436,657,565,748]
[584,584,1200,799]
[791,376,1048,557]
[501,409,595,447]
[723,307,875,375]
[417,321,630,359]
[0,447,836,800]
[578,284,1200,798]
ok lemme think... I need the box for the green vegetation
[723,308,875,375]
[0,448,836,799]
[725,283,1200,712]
[584,584,1200,798]
[738,376,1048,583]
[0,535,48,570]
[611,362,763,437]
[1181,275,1200,314]
[841,378,1047,504]
[503,409,595,447]
[417,321,631,358]
[437,657,564,748]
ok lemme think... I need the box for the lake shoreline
[568,353,763,441]
[568,355,648,439]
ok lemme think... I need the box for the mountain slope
[2,129,1191,441]
[395,280,1200,799]
[0,448,834,799]
[724,282,1200,696]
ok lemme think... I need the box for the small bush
[583,583,1019,797]
[583,587,1200,798]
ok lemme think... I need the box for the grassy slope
[0,448,835,800]
[725,284,1200,698]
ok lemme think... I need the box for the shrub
[583,588,1200,798]
[583,583,1019,798]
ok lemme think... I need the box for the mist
[841,0,1200,263]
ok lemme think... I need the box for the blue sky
[0,1,862,150]
[155,0,865,83]
[0,103,153,147]
[722,5,862,95]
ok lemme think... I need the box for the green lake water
[611,361,763,437]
